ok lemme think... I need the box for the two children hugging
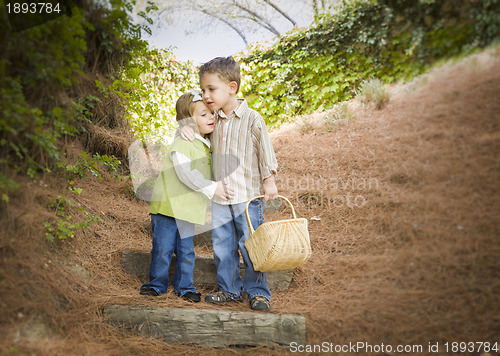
[141,56,278,311]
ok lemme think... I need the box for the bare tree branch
[196,5,249,46]
[233,1,281,36]
[262,0,296,27]
[240,14,279,36]
[312,0,319,18]
[141,0,324,47]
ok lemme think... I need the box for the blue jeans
[141,214,197,296]
[211,199,271,301]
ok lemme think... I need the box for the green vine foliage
[239,0,500,126]
[0,0,162,244]
[0,6,88,177]
[43,195,103,242]
[0,0,152,201]
[112,47,198,144]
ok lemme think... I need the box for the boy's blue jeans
[141,213,197,297]
[211,198,271,301]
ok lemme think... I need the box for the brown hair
[199,56,241,93]
[175,92,200,134]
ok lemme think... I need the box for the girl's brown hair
[175,92,200,134]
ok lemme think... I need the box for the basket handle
[245,195,297,234]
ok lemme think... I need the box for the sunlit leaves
[239,0,496,125]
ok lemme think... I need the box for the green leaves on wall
[240,0,500,126]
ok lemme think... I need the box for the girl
[140,89,234,302]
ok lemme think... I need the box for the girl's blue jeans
[211,198,271,301]
[140,213,197,297]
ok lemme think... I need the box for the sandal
[249,296,271,311]
[205,290,243,304]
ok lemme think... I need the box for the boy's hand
[263,175,278,201]
[179,125,195,141]
[214,181,235,201]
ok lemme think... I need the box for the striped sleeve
[252,115,278,180]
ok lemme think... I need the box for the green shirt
[149,137,211,225]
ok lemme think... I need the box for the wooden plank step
[121,250,293,290]
[103,304,306,348]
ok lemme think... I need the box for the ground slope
[1,48,499,355]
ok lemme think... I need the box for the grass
[325,102,356,131]
[357,78,390,109]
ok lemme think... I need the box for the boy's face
[200,72,237,112]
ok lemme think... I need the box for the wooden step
[121,250,293,290]
[103,304,305,348]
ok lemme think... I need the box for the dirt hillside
[1,47,499,355]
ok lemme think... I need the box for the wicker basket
[244,195,311,272]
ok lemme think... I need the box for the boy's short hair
[199,56,241,93]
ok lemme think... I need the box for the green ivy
[239,0,500,125]
[61,151,122,182]
[43,195,103,242]
[111,47,198,143]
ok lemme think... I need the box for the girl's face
[192,101,215,135]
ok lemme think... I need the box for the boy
[182,56,278,311]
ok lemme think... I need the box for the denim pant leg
[212,202,243,297]
[141,214,177,295]
[233,199,272,301]
[172,218,197,297]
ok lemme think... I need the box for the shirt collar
[195,134,211,148]
[217,98,247,120]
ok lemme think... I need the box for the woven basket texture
[245,195,312,272]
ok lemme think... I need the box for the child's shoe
[249,296,271,311]
[205,290,243,304]
[181,292,201,303]
[139,288,159,296]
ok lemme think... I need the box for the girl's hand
[214,181,235,201]
[180,125,195,141]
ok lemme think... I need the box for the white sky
[145,24,261,65]
[142,2,314,65]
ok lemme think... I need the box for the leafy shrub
[0,171,20,203]
[61,151,122,182]
[43,195,103,242]
[113,48,198,144]
[239,0,500,125]
[0,0,160,241]
[0,0,149,182]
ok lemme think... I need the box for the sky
[144,23,259,65]
[142,2,314,65]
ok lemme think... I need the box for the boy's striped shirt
[211,99,277,205]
